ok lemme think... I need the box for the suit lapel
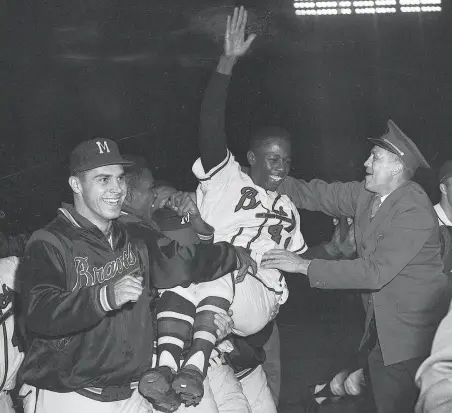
[361,182,412,240]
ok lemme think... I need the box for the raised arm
[199,6,256,172]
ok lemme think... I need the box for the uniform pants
[262,322,280,406]
[368,341,424,413]
[0,392,15,413]
[241,365,277,413]
[159,360,251,413]
[22,364,251,413]
[209,363,251,413]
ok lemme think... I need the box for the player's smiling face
[71,164,126,228]
[247,138,292,192]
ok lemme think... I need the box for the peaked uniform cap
[367,120,430,171]
[69,138,134,173]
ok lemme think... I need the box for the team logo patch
[235,187,261,212]
[96,141,110,154]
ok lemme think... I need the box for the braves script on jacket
[19,204,155,394]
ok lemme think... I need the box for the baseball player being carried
[192,6,307,412]
[138,7,308,413]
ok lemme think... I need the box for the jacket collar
[58,203,123,247]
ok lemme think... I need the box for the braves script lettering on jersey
[193,150,307,335]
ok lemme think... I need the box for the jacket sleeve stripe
[99,285,113,312]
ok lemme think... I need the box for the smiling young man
[18,139,158,413]
[260,121,449,413]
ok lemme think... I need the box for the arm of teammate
[199,6,256,172]
[21,240,143,337]
[279,176,362,218]
[166,190,214,241]
[165,191,256,282]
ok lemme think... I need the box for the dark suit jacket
[279,177,449,366]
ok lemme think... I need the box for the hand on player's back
[234,246,257,283]
[331,217,356,258]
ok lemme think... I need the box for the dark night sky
[2,0,452,235]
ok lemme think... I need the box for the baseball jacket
[18,204,156,397]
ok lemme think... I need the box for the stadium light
[293,0,441,15]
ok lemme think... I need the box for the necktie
[370,195,382,218]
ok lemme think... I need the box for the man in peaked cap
[258,120,449,413]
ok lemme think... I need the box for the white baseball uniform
[435,203,452,226]
[193,150,307,336]
[0,256,23,413]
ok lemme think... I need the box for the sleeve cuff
[307,260,328,288]
[198,233,214,243]
[99,284,119,312]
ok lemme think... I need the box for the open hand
[214,309,234,340]
[331,217,356,258]
[224,6,256,58]
[261,249,310,274]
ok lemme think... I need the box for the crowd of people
[1,6,452,413]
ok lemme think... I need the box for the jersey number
[268,224,283,244]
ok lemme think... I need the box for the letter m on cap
[96,141,110,154]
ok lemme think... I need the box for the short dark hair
[389,152,415,180]
[122,154,152,176]
[153,180,174,191]
[249,127,292,152]
[70,170,87,180]
[122,155,153,204]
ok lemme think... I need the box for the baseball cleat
[139,366,181,413]
[172,367,204,407]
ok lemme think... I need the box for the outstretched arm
[199,6,256,172]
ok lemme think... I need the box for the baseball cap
[367,120,430,171]
[69,138,134,173]
[439,160,452,183]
